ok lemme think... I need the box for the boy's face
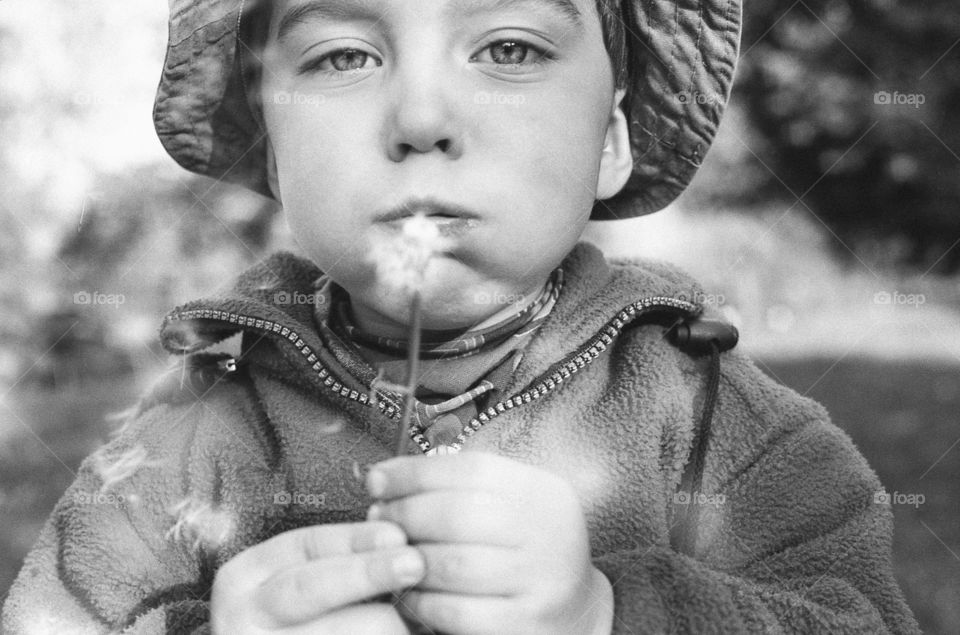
[260,0,631,333]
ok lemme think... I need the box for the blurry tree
[731,0,960,272]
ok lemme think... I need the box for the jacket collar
[158,242,705,407]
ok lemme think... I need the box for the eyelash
[297,38,556,76]
[471,39,556,68]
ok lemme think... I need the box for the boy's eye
[328,49,376,71]
[300,48,382,74]
[472,40,550,67]
[489,41,533,65]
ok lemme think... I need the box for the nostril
[436,139,451,153]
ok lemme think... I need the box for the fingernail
[366,469,387,498]
[393,551,424,584]
[367,503,383,521]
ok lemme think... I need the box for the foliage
[729,0,960,272]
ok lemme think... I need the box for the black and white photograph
[1,0,958,632]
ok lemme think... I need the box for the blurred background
[1,0,958,631]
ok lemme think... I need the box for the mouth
[374,197,481,231]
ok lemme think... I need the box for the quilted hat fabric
[153,0,741,219]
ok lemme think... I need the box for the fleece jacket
[2,243,920,634]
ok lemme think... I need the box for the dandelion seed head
[368,212,453,296]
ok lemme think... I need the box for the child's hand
[210,521,425,634]
[365,453,614,635]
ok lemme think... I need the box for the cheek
[265,95,380,205]
[485,88,608,202]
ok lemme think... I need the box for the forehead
[268,0,592,40]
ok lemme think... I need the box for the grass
[1,359,957,633]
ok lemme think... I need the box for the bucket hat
[153,0,740,219]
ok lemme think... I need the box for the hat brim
[154,0,741,220]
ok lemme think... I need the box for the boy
[3,0,920,633]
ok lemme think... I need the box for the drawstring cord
[672,340,722,555]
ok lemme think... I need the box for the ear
[265,138,282,203]
[595,88,633,201]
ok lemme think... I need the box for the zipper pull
[668,317,739,357]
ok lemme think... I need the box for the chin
[417,295,491,331]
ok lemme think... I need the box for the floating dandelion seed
[166,497,236,552]
[91,444,157,493]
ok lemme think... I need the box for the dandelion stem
[396,291,422,456]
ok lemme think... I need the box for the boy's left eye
[471,40,551,67]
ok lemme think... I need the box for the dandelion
[367,212,452,298]
[166,496,236,552]
[366,213,452,456]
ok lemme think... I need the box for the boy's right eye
[299,48,383,75]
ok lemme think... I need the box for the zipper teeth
[168,309,404,418]
[171,295,699,454]
[411,295,700,453]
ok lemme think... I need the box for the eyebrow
[276,0,388,42]
[449,0,583,26]
[276,0,583,43]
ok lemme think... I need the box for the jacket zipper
[168,296,699,453]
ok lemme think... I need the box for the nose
[384,52,463,162]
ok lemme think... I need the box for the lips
[374,197,481,229]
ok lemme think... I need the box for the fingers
[366,452,551,501]
[238,521,407,572]
[414,543,526,595]
[367,489,525,546]
[398,591,516,635]
[213,522,417,630]
[282,603,410,635]
[256,546,426,626]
